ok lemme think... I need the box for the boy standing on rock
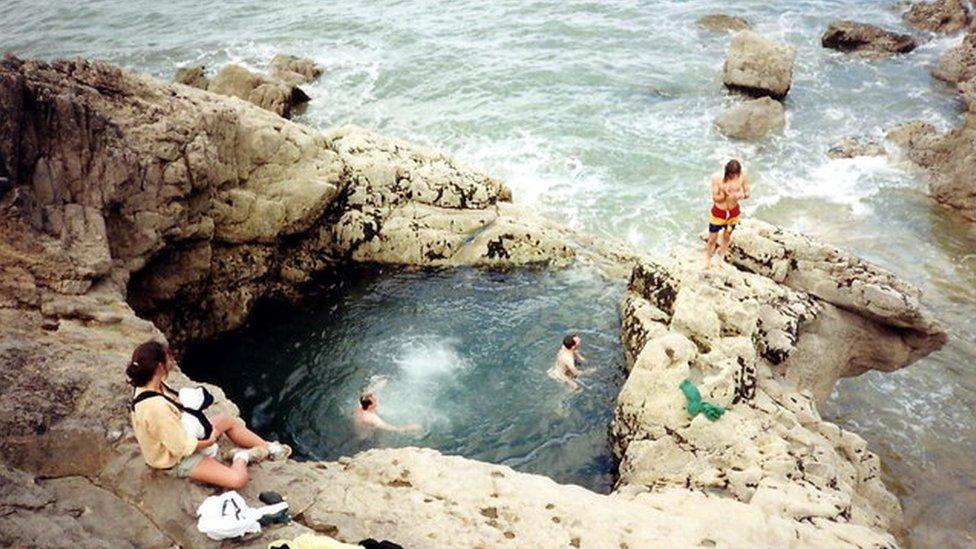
[705,159,750,267]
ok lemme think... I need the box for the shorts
[708,205,741,233]
[166,452,206,478]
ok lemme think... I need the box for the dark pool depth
[183,267,627,493]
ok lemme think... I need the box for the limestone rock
[828,137,887,158]
[173,65,209,89]
[208,64,310,118]
[933,28,976,84]
[888,115,976,221]
[697,14,751,33]
[612,225,945,537]
[269,54,323,85]
[714,97,785,140]
[904,0,971,33]
[723,31,796,100]
[821,21,918,57]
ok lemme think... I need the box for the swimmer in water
[548,334,592,391]
[353,378,422,436]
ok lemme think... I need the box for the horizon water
[3,1,974,545]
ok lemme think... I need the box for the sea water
[3,0,974,544]
[183,268,625,492]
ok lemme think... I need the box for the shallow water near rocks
[5,0,976,543]
[184,268,626,493]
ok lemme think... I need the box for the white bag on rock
[195,490,288,540]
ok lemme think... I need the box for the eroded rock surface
[903,0,972,33]
[715,97,786,140]
[269,54,323,85]
[723,31,796,100]
[207,63,311,118]
[697,14,751,33]
[173,65,209,89]
[612,219,944,543]
[821,21,918,57]
[828,137,887,158]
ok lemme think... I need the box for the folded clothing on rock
[196,490,289,541]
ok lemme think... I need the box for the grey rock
[715,97,785,140]
[723,31,796,100]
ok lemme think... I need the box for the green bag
[679,379,726,421]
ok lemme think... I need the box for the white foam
[394,336,471,378]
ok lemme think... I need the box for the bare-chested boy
[548,334,591,391]
[705,159,750,267]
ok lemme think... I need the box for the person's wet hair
[724,159,741,181]
[359,394,374,410]
[126,340,168,387]
[563,334,579,349]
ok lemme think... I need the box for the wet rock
[903,0,971,33]
[827,137,887,158]
[696,14,751,33]
[173,65,209,89]
[714,97,785,140]
[612,220,945,539]
[269,54,323,85]
[723,31,796,100]
[933,28,976,84]
[891,115,976,221]
[208,63,310,118]
[821,21,918,57]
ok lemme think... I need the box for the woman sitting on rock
[126,340,290,488]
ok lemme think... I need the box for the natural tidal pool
[183,267,626,493]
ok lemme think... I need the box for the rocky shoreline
[0,56,947,547]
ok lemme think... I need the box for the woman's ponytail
[126,340,168,387]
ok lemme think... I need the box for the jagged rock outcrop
[268,54,323,85]
[715,97,785,140]
[0,55,621,348]
[207,63,312,119]
[612,219,945,543]
[821,21,918,57]
[933,27,976,110]
[903,0,972,33]
[173,65,209,89]
[697,14,751,33]
[889,116,976,221]
[828,137,886,159]
[723,31,796,100]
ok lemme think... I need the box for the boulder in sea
[207,63,310,118]
[933,28,976,84]
[696,14,751,33]
[714,97,785,140]
[723,31,796,100]
[821,21,918,57]
[173,65,209,89]
[828,137,887,158]
[903,0,971,33]
[268,53,323,85]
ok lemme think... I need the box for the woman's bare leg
[188,456,248,489]
[210,413,266,449]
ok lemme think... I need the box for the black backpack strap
[131,390,184,412]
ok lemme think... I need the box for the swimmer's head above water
[563,334,581,351]
[359,393,377,411]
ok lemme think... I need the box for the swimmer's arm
[370,414,421,433]
[742,173,751,199]
[574,350,587,363]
